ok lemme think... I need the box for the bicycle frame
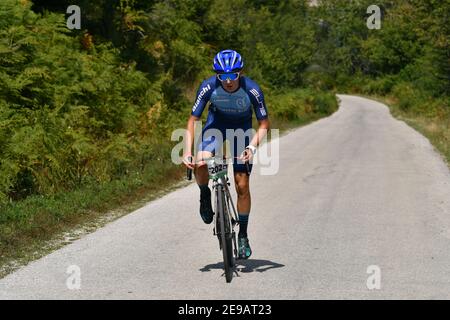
[212,175,240,236]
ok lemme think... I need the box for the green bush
[362,76,396,95]
[267,88,337,121]
[390,83,446,118]
[391,83,418,112]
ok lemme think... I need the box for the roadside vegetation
[315,0,449,163]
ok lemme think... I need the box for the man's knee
[195,151,213,168]
[235,181,250,198]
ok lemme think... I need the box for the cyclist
[183,49,270,260]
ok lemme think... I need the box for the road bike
[187,156,250,283]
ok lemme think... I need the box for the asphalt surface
[1,94,450,299]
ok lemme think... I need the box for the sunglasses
[217,72,240,82]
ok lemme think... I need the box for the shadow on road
[200,259,285,274]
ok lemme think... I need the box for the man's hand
[239,146,255,163]
[182,153,195,170]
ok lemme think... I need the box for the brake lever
[186,156,193,180]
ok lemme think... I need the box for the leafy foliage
[0,0,162,202]
[0,0,448,207]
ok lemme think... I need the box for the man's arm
[250,118,270,148]
[183,115,200,169]
[243,78,270,160]
[240,118,270,162]
[182,78,214,168]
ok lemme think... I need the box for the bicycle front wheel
[217,185,234,283]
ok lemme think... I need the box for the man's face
[217,72,240,92]
[222,78,239,92]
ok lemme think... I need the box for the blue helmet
[213,49,244,73]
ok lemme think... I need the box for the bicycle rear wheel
[217,185,234,283]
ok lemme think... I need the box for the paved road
[1,95,450,299]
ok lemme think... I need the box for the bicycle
[187,155,250,283]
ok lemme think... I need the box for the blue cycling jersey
[191,75,269,129]
[191,75,268,173]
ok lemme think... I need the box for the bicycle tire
[223,194,234,269]
[217,185,234,283]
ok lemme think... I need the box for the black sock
[199,184,211,200]
[238,213,249,238]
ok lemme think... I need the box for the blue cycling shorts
[197,125,253,174]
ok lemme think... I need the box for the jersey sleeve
[246,80,269,121]
[191,78,214,118]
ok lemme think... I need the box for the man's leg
[234,171,252,259]
[195,150,212,185]
[195,150,214,224]
[234,172,251,221]
[232,126,252,222]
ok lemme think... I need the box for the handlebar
[186,154,251,180]
[186,156,193,180]
[243,150,251,177]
